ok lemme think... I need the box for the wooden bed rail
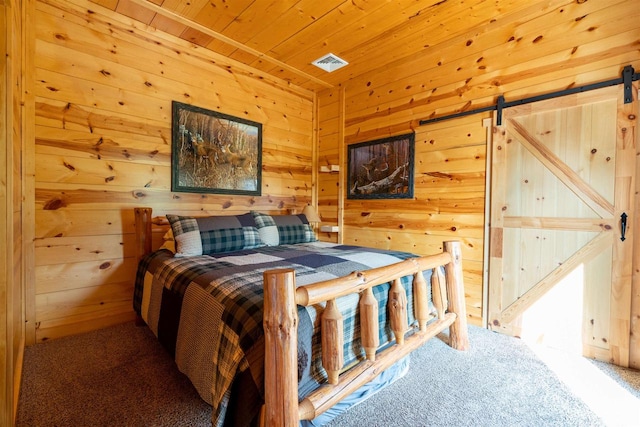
[294,252,452,306]
[262,240,469,426]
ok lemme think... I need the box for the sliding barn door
[488,85,637,366]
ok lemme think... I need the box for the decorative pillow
[166,213,263,256]
[251,211,316,246]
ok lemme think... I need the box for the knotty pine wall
[32,0,314,343]
[27,0,640,342]
[318,0,640,327]
[318,91,487,325]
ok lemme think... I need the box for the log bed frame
[134,207,470,426]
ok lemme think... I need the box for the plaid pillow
[166,213,263,256]
[251,211,317,246]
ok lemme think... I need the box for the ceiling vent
[312,53,348,72]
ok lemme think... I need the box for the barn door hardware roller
[419,65,639,127]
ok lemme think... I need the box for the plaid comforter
[133,242,433,427]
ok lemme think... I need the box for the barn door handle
[621,212,628,241]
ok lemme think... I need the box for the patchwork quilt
[133,242,433,427]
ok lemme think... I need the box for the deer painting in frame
[171,101,262,196]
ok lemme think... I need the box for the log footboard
[262,241,469,426]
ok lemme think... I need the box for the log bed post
[388,278,408,345]
[431,267,447,320]
[359,287,379,360]
[321,299,344,384]
[134,207,153,327]
[263,268,299,426]
[412,270,430,332]
[444,241,470,350]
[134,207,153,260]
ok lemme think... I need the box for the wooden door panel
[500,229,595,306]
[583,247,613,351]
[505,141,600,218]
[500,229,605,322]
[515,100,618,204]
[509,115,615,218]
[488,85,635,366]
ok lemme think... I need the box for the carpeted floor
[17,322,212,426]
[16,321,640,426]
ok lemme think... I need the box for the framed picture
[171,101,262,195]
[347,132,415,199]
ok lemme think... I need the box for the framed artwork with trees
[347,133,415,199]
[171,101,262,195]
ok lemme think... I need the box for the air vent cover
[312,53,348,72]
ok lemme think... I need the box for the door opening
[519,265,584,356]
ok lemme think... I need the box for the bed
[133,207,469,426]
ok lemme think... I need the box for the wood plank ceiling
[88,0,540,92]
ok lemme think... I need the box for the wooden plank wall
[10,0,27,416]
[33,0,315,342]
[27,0,640,341]
[317,87,342,244]
[318,0,640,327]
[2,1,12,421]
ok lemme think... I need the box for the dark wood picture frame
[347,132,415,199]
[171,101,262,195]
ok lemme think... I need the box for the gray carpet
[17,322,211,426]
[16,321,640,426]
